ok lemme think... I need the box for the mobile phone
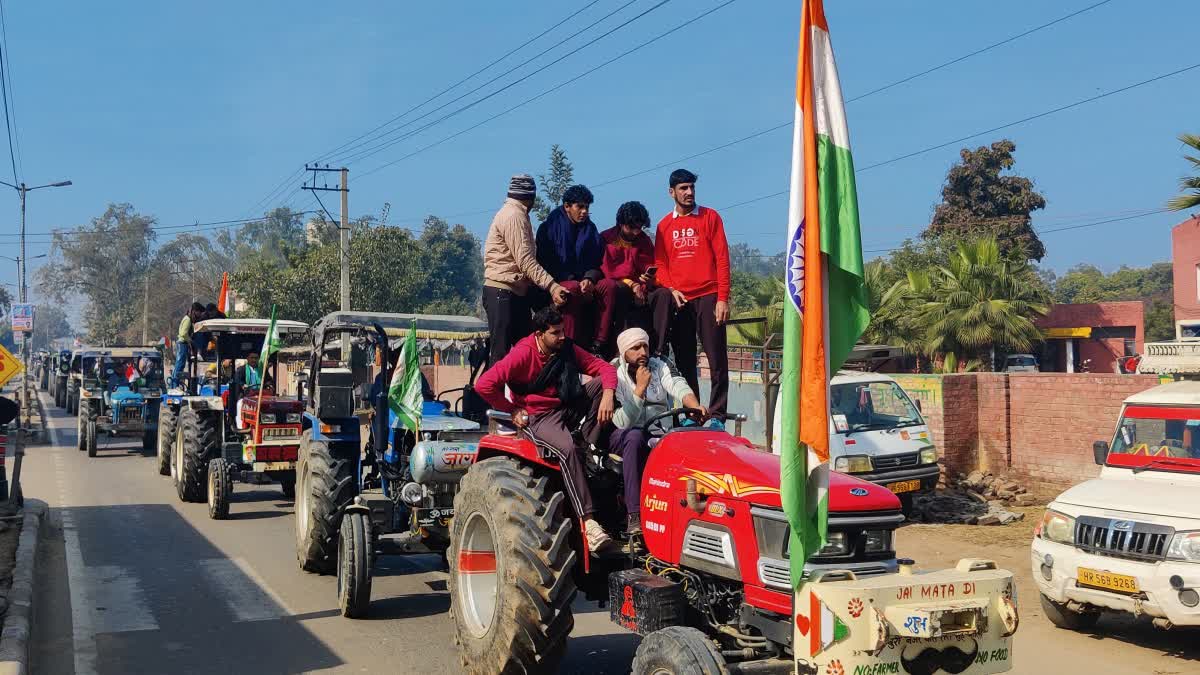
[645,266,657,276]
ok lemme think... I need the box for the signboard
[0,343,23,389]
[1043,327,1091,339]
[12,331,23,345]
[10,303,33,333]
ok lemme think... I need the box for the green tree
[532,144,574,222]
[861,260,922,354]
[1168,132,1200,212]
[907,236,1050,369]
[729,274,784,345]
[38,203,156,344]
[413,216,483,314]
[926,140,1047,260]
[729,242,785,277]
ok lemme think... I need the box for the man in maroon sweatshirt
[654,168,731,417]
[599,200,674,354]
[475,306,620,552]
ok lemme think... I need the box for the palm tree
[1168,133,1200,211]
[862,260,923,353]
[908,237,1049,369]
[730,276,785,346]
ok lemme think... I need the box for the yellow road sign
[0,343,24,389]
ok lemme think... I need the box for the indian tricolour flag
[217,272,233,315]
[780,0,870,589]
[388,320,423,432]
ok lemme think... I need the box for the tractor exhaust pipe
[685,478,706,513]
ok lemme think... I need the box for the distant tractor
[158,318,309,519]
[75,347,164,457]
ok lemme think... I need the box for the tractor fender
[186,397,225,412]
[474,435,560,472]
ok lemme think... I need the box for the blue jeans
[170,342,189,388]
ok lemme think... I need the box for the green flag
[388,320,422,432]
[257,305,280,388]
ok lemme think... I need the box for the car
[1034,380,1200,631]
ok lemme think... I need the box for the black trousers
[668,292,728,416]
[483,286,534,366]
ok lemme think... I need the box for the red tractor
[448,408,905,674]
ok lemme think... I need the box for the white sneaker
[584,518,614,554]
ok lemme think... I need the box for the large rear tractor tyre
[631,626,729,675]
[207,458,232,520]
[85,419,98,458]
[295,431,357,574]
[337,510,373,618]
[175,407,217,503]
[1040,593,1100,631]
[449,457,577,675]
[156,406,177,476]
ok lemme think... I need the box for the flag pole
[253,305,277,448]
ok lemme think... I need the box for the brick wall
[1173,216,1200,321]
[900,373,1160,493]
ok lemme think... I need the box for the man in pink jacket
[475,306,620,552]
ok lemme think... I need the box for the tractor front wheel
[295,431,357,574]
[85,419,98,457]
[337,510,373,618]
[175,407,217,503]
[207,458,232,520]
[76,414,86,452]
[631,626,729,675]
[449,457,576,675]
[156,406,177,476]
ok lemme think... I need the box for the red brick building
[1173,216,1200,322]
[1034,301,1144,373]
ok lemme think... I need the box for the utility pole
[143,272,150,345]
[302,166,352,356]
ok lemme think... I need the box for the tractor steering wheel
[642,407,709,439]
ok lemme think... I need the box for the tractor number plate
[262,427,298,439]
[1077,567,1139,594]
[886,479,921,494]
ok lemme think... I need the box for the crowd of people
[476,167,733,552]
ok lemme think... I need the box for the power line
[242,0,610,220]
[0,0,16,185]
[322,0,612,165]
[358,0,739,180]
[0,0,19,179]
[338,0,670,169]
[716,61,1200,213]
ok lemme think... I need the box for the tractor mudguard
[475,435,560,472]
[302,412,360,444]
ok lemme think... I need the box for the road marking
[197,558,297,621]
[84,565,159,634]
[59,487,99,675]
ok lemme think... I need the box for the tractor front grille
[1075,516,1172,562]
[119,407,143,423]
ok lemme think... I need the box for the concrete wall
[1173,216,1200,321]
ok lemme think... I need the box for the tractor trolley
[157,317,309,519]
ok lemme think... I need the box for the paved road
[26,394,639,674]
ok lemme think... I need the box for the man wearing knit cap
[608,326,705,539]
[482,174,570,365]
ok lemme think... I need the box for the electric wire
[0,0,17,185]
[0,0,20,179]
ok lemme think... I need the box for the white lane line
[84,565,159,634]
[58,480,99,675]
[197,557,298,622]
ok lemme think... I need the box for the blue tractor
[76,347,164,457]
[293,311,490,617]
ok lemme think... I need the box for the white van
[1033,380,1200,630]
[775,371,940,508]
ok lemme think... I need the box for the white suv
[1032,381,1200,630]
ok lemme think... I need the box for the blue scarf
[536,206,604,282]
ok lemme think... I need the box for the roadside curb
[0,499,47,675]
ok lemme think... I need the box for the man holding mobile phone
[653,169,731,418]
[600,201,674,357]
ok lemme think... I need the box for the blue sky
[1,0,1198,305]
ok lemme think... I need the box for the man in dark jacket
[535,184,619,354]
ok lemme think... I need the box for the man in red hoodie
[475,306,619,552]
[654,169,731,417]
[599,200,674,355]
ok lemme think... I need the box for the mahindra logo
[1111,520,1134,531]
[849,487,869,497]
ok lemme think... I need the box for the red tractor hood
[645,429,899,512]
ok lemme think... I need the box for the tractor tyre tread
[177,407,217,503]
[207,457,231,520]
[630,626,729,675]
[296,431,357,574]
[450,457,577,675]
[85,418,97,457]
[337,511,373,618]
[157,406,177,476]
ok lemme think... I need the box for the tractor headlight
[261,413,276,424]
[919,447,938,464]
[1167,531,1200,562]
[817,532,849,556]
[863,529,892,554]
[1039,509,1075,545]
[286,413,302,424]
[834,455,872,473]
